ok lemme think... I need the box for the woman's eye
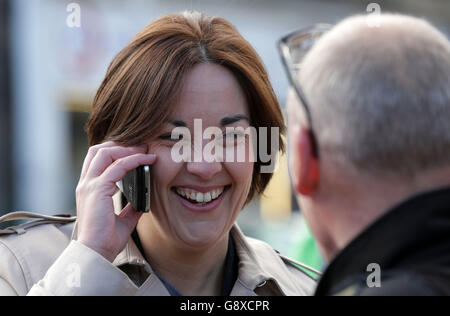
[159,134,173,140]
[159,133,180,141]
[158,134,181,147]
[158,134,192,149]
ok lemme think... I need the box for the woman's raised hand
[75,141,156,262]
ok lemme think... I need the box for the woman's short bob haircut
[86,11,286,202]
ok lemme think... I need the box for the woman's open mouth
[171,185,231,211]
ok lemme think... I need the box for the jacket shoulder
[0,212,76,295]
[278,253,321,282]
[242,235,317,295]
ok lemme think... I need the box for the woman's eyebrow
[220,114,250,126]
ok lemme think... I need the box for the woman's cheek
[148,144,182,194]
[225,160,254,191]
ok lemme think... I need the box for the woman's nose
[186,160,222,180]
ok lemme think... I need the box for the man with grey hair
[280,13,450,295]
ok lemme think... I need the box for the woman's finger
[117,201,136,218]
[80,141,117,181]
[84,144,149,180]
[100,153,157,185]
[117,202,143,235]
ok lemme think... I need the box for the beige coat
[0,212,317,296]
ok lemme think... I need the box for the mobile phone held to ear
[117,165,151,213]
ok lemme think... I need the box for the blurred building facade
[0,0,12,214]
[2,0,450,252]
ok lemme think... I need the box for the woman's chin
[175,225,227,249]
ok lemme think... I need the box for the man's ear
[292,127,319,196]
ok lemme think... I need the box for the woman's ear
[292,127,319,196]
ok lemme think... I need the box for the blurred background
[0,0,449,271]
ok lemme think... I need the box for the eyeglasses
[278,24,332,157]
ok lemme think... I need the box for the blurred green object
[289,216,323,278]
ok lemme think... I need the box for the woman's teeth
[175,187,225,204]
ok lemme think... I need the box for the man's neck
[322,166,450,261]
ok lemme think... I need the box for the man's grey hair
[299,14,450,177]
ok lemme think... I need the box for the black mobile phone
[117,165,151,213]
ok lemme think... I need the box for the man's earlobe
[293,128,319,196]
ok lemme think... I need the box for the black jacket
[315,187,450,296]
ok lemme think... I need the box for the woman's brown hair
[86,11,286,202]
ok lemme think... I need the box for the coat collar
[71,221,149,269]
[315,186,450,296]
[71,222,307,296]
[231,225,312,296]
[71,221,170,295]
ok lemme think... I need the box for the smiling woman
[87,11,285,202]
[0,11,316,296]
